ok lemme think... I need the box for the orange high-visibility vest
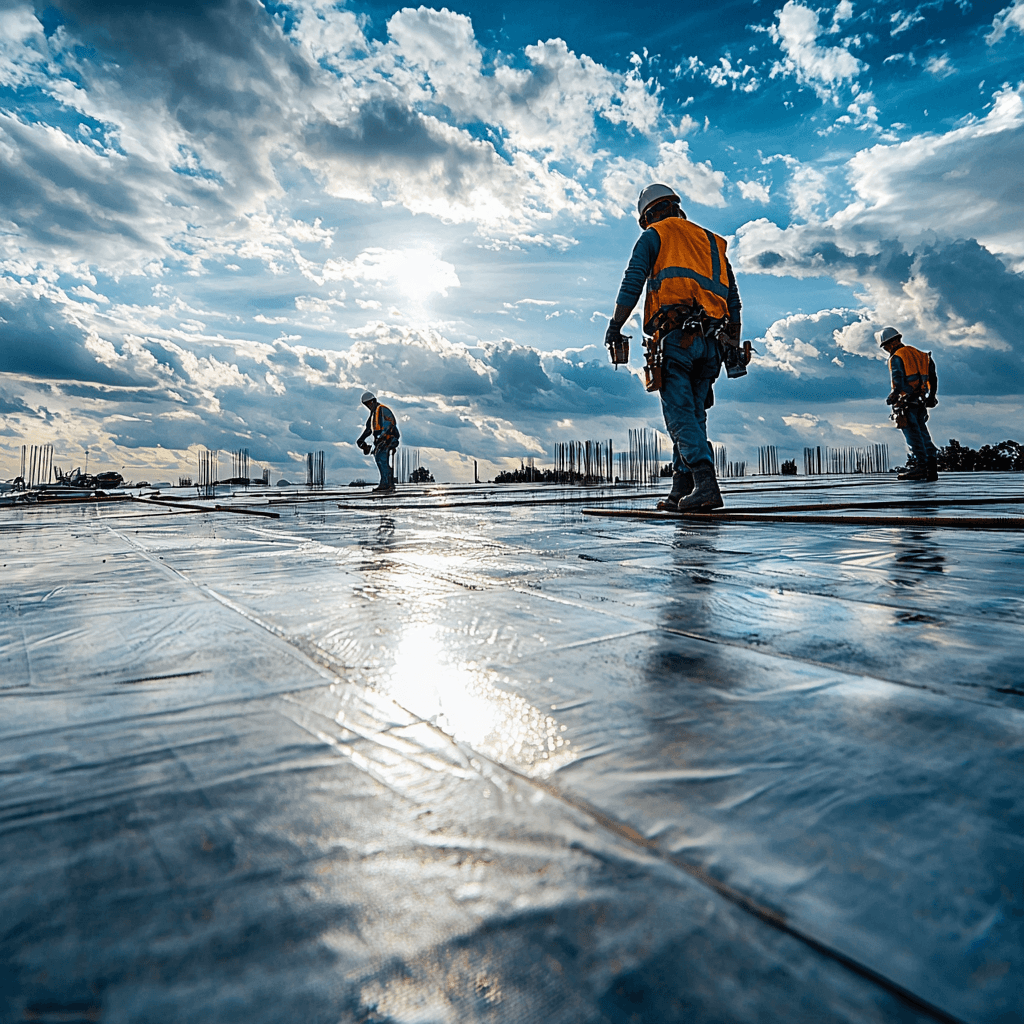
[890,345,933,397]
[643,218,731,333]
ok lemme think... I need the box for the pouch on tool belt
[642,335,664,393]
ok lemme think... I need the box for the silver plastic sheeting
[1,474,1022,1024]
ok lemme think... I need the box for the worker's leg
[373,447,390,489]
[660,333,719,471]
[901,407,936,465]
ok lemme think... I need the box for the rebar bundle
[230,448,250,482]
[20,444,53,487]
[613,429,661,486]
[553,439,614,485]
[713,444,745,479]
[396,447,421,484]
[306,451,325,489]
[803,444,890,475]
[197,448,219,495]
[758,445,780,476]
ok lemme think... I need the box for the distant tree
[780,459,798,476]
[410,466,434,483]
[935,439,1022,472]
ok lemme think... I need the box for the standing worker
[878,327,938,481]
[356,391,401,492]
[605,184,744,510]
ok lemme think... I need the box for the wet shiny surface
[1,475,1022,1023]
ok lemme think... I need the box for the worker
[878,327,938,481]
[605,184,742,510]
[356,391,401,492]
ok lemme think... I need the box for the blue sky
[1,0,1022,481]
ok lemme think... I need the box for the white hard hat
[360,390,375,404]
[637,183,680,217]
[877,326,903,347]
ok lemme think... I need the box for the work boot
[897,466,927,481]
[675,466,723,511]
[925,457,938,482]
[657,470,693,511]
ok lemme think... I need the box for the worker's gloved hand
[885,391,898,406]
[605,321,629,364]
[358,442,371,455]
[925,395,938,408]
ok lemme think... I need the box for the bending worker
[878,327,938,482]
[356,391,400,492]
[605,184,741,510]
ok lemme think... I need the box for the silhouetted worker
[878,327,938,481]
[605,183,742,511]
[356,391,400,492]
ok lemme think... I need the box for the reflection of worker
[605,184,742,511]
[356,391,400,492]
[878,327,938,482]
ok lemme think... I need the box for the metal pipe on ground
[580,507,1024,530]
[132,496,280,518]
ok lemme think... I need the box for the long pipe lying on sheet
[580,508,1024,530]
[132,496,280,518]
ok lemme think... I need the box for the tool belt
[890,394,926,429]
[642,303,729,393]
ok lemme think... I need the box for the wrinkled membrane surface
[1,474,1022,1023]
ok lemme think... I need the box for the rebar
[803,445,889,475]
[553,438,615,485]
[197,448,219,496]
[306,451,325,489]
[396,447,421,484]
[713,444,745,479]
[758,445,780,476]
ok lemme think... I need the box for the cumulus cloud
[0,272,654,478]
[732,79,1024,391]
[737,180,771,203]
[0,0,697,282]
[769,0,865,102]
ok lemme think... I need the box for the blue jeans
[659,330,721,472]
[901,405,936,464]
[374,445,395,487]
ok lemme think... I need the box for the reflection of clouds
[387,622,573,778]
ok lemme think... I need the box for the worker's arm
[610,228,660,327]
[926,356,938,406]
[886,353,907,404]
[356,417,372,452]
[605,229,660,357]
[724,258,742,340]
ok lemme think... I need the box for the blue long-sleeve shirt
[615,226,741,323]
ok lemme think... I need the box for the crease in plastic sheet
[1,476,1022,1023]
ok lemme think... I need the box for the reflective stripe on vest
[373,406,389,433]
[890,345,932,396]
[644,218,731,332]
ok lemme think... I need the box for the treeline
[933,439,1024,472]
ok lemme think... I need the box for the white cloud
[769,0,865,102]
[890,10,925,36]
[737,180,771,202]
[781,412,821,429]
[987,0,1024,44]
[924,55,955,78]
[0,0,717,279]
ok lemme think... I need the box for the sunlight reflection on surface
[386,621,574,778]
